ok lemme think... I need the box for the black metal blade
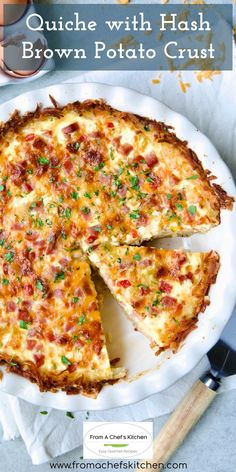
[207,305,236,378]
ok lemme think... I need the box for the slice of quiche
[0,235,125,396]
[0,99,233,253]
[89,244,220,353]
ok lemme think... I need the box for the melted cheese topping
[90,244,219,351]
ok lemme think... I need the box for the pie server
[139,305,236,470]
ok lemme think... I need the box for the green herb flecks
[54,271,65,282]
[19,320,28,330]
[61,355,71,365]
[188,205,197,216]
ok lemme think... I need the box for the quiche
[89,244,220,352]
[0,235,125,395]
[0,97,233,394]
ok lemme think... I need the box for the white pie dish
[0,82,235,411]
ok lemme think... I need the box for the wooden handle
[139,380,216,470]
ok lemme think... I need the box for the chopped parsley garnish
[65,208,71,219]
[73,142,80,151]
[78,315,86,325]
[144,125,150,131]
[133,253,141,261]
[66,411,75,419]
[84,192,92,199]
[81,206,90,215]
[106,224,113,230]
[152,299,159,306]
[37,218,44,227]
[0,239,5,247]
[38,156,49,166]
[188,205,197,216]
[61,355,71,365]
[109,147,114,160]
[129,210,140,220]
[146,177,154,183]
[61,231,67,240]
[71,191,79,200]
[167,193,172,200]
[117,258,122,264]
[110,191,116,198]
[54,271,65,282]
[36,279,44,291]
[94,190,99,196]
[72,297,79,304]
[40,411,48,415]
[19,320,28,330]
[186,175,198,180]
[130,175,139,190]
[167,212,176,221]
[46,219,52,226]
[95,162,105,171]
[0,184,5,192]
[2,278,9,286]
[176,203,183,211]
[4,251,14,263]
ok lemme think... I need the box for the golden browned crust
[0,98,234,211]
[0,354,108,397]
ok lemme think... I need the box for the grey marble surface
[0,389,236,472]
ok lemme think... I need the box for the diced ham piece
[140,258,152,267]
[3,263,9,276]
[84,149,103,166]
[18,309,31,322]
[117,280,131,288]
[74,287,83,298]
[46,331,56,342]
[26,232,38,241]
[24,284,34,296]
[88,301,98,312]
[25,134,35,142]
[162,296,177,307]
[33,138,46,150]
[145,151,158,167]
[149,174,162,189]
[22,181,34,193]
[62,122,79,134]
[159,280,172,293]
[11,223,25,230]
[99,173,112,186]
[53,289,64,298]
[140,286,151,296]
[138,213,148,226]
[6,301,17,312]
[63,158,73,173]
[122,144,133,156]
[33,353,45,367]
[117,184,127,198]
[26,339,37,350]
[21,300,32,310]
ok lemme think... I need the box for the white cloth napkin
[0,67,236,465]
